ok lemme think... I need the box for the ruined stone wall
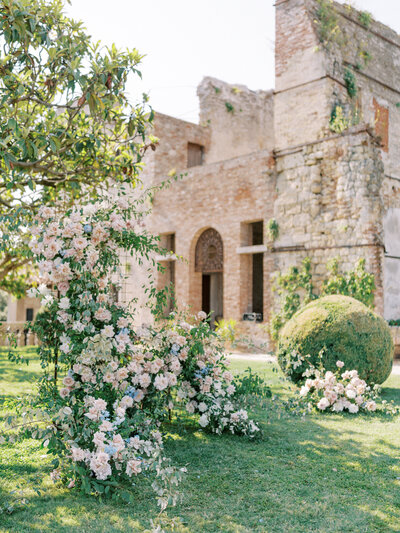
[273,127,385,314]
[121,112,210,325]
[274,0,332,150]
[7,296,41,322]
[382,177,400,320]
[151,112,210,181]
[313,0,400,177]
[198,77,274,163]
[147,150,276,323]
[323,2,400,319]
[127,0,400,328]
[273,0,400,319]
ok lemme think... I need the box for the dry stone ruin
[9,0,400,349]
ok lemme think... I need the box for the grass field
[1,347,400,533]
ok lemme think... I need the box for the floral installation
[140,312,260,438]
[2,190,258,508]
[299,360,377,413]
[290,351,395,415]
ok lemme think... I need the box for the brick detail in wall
[373,98,389,153]
[275,0,318,80]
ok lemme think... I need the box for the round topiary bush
[277,295,393,385]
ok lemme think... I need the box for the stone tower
[272,0,400,318]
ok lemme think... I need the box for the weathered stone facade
[8,0,400,346]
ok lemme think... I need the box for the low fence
[0,322,39,347]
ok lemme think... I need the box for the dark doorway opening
[202,274,211,315]
[252,254,263,315]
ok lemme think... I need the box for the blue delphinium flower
[104,444,118,457]
[194,367,210,379]
[126,386,138,399]
[170,343,180,355]
[99,410,110,421]
[83,224,92,233]
[120,327,130,335]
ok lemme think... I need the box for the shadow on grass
[3,409,399,533]
[1,354,400,532]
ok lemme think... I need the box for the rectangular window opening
[240,221,264,321]
[187,142,204,168]
[252,254,263,315]
[251,221,264,245]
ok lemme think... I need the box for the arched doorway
[195,228,223,326]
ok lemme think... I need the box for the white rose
[199,414,209,427]
[59,297,70,310]
[198,402,208,413]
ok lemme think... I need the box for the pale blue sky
[65,1,399,123]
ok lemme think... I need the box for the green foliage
[314,0,342,48]
[215,318,237,344]
[233,367,271,398]
[330,102,361,134]
[270,257,375,341]
[277,295,393,385]
[357,48,372,68]
[0,290,7,321]
[224,102,234,113]
[344,67,358,99]
[266,218,279,242]
[0,0,153,293]
[0,266,33,298]
[358,11,373,28]
[330,105,350,133]
[270,257,317,341]
[321,257,375,308]
[1,350,400,531]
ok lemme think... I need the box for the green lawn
[1,349,400,533]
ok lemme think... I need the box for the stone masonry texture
[10,0,400,348]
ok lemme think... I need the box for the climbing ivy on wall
[344,67,357,99]
[269,257,376,341]
[314,0,374,135]
[314,0,342,49]
[266,219,279,243]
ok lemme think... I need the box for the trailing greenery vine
[344,67,357,99]
[266,219,279,242]
[314,0,374,135]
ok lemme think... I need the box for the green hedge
[277,295,393,384]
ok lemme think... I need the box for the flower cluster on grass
[2,190,258,508]
[299,360,377,414]
[141,314,260,438]
[287,350,395,415]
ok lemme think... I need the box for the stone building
[8,0,400,343]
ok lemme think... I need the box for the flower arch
[3,191,259,509]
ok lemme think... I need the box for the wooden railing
[0,322,39,346]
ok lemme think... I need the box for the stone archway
[195,228,223,325]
